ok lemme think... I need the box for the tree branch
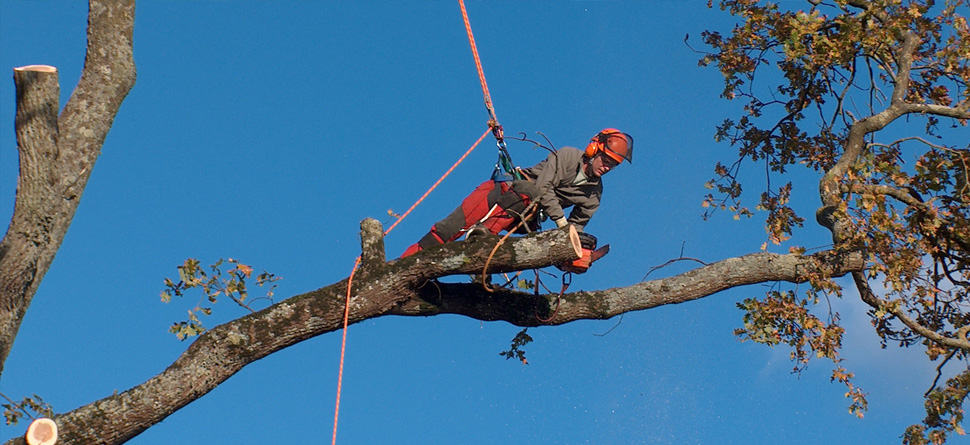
[0,65,62,377]
[841,183,927,208]
[815,29,951,245]
[17,225,578,444]
[852,272,970,351]
[394,249,867,326]
[890,33,919,105]
[900,102,970,120]
[0,0,136,377]
[5,222,866,444]
[358,218,386,278]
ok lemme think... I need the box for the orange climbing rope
[331,2,502,443]
[459,0,497,124]
[331,255,359,445]
[330,130,489,445]
[383,129,491,236]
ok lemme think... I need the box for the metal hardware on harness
[493,146,523,182]
[534,271,570,323]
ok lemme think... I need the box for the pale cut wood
[567,225,582,258]
[25,418,57,445]
[14,65,57,73]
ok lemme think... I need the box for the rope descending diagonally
[331,3,505,443]
[330,130,488,445]
[382,129,491,237]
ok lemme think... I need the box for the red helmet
[584,128,633,164]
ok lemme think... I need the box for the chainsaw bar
[590,244,610,262]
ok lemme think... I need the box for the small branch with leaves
[1,393,53,426]
[160,258,281,340]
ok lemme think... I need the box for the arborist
[400,128,633,258]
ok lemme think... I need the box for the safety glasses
[600,153,621,168]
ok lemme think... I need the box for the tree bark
[0,0,135,376]
[4,220,863,445]
[0,65,62,376]
[398,249,867,326]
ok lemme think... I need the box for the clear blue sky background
[0,1,942,444]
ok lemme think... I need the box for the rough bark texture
[399,249,867,326]
[0,0,135,376]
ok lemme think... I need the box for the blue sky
[0,1,942,444]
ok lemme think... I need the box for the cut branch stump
[25,418,57,445]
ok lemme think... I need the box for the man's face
[589,153,620,177]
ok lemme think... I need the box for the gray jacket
[520,146,602,228]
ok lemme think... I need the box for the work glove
[554,217,569,229]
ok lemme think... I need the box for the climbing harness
[535,271,571,323]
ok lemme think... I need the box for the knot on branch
[810,249,866,277]
[816,205,837,231]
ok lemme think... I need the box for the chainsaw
[557,232,609,274]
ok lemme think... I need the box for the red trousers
[401,179,535,257]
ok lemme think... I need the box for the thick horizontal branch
[7,217,865,445]
[900,102,970,120]
[842,183,926,207]
[393,249,867,326]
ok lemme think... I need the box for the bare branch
[900,102,970,120]
[394,250,866,326]
[358,218,386,277]
[891,33,919,104]
[853,272,970,351]
[16,227,578,444]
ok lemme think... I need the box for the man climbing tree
[400,128,633,257]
